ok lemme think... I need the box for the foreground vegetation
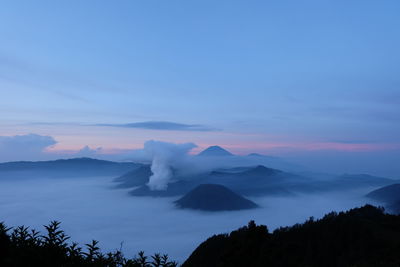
[183,205,400,267]
[2,205,400,266]
[0,221,177,267]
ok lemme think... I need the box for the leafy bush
[0,220,177,267]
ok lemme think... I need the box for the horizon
[1,1,400,177]
[1,2,400,265]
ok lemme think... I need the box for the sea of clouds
[0,173,372,263]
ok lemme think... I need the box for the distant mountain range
[0,158,138,178]
[1,151,397,213]
[115,160,396,199]
[196,146,277,159]
[121,164,298,197]
[175,184,258,211]
[195,145,304,172]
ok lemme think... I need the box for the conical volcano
[197,146,234,157]
[175,184,258,211]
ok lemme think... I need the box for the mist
[0,140,395,263]
[0,171,373,263]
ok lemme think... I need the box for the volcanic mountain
[117,162,396,198]
[126,164,295,197]
[174,184,258,211]
[113,164,152,188]
[197,146,234,157]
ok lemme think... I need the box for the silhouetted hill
[366,184,400,214]
[174,184,258,211]
[197,146,234,157]
[0,158,138,178]
[113,164,151,188]
[183,205,400,267]
[366,183,400,203]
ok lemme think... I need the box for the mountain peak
[240,165,279,176]
[247,153,264,157]
[197,146,234,157]
[174,184,258,211]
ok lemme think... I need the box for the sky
[0,0,399,176]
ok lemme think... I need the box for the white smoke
[143,140,197,190]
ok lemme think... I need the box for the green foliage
[0,221,178,267]
[4,205,397,267]
[183,205,400,267]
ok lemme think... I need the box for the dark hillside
[183,205,400,267]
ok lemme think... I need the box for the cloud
[0,172,370,263]
[75,145,103,157]
[329,140,377,145]
[0,134,105,162]
[95,121,217,132]
[0,134,57,162]
[26,121,219,132]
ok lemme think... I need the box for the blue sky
[0,1,399,175]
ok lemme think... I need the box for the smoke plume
[144,140,197,190]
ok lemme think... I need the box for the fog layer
[0,174,371,263]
